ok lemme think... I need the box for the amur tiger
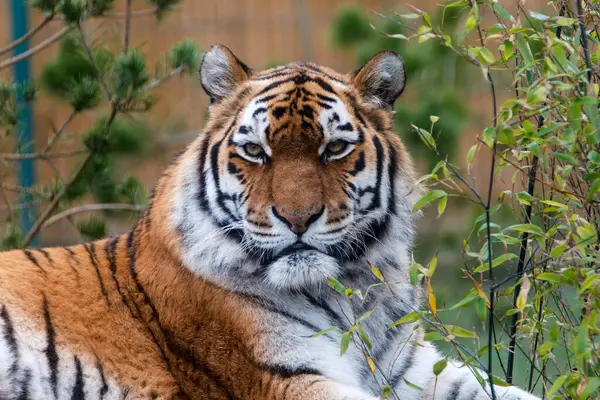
[0,45,539,400]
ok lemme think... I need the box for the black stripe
[71,355,85,400]
[257,77,296,95]
[43,297,59,398]
[126,230,174,373]
[96,357,109,399]
[105,236,136,315]
[197,135,211,212]
[389,342,417,388]
[36,248,53,264]
[1,305,19,374]
[22,250,44,274]
[446,378,464,400]
[240,294,328,338]
[84,243,110,306]
[301,291,348,331]
[63,247,80,279]
[17,368,31,400]
[387,141,398,215]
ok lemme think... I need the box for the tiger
[0,45,540,400]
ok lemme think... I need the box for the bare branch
[0,26,70,71]
[41,203,146,230]
[123,0,133,53]
[42,110,77,154]
[0,13,55,56]
[0,149,86,160]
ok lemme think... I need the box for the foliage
[330,4,478,168]
[0,0,198,249]
[331,1,600,398]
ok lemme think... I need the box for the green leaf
[493,3,514,21]
[424,331,444,341]
[403,379,424,391]
[466,144,477,163]
[516,34,533,64]
[445,325,477,338]
[587,179,600,202]
[551,152,579,166]
[370,265,385,281]
[579,377,600,399]
[555,17,578,26]
[579,274,599,294]
[389,311,420,328]
[409,263,420,285]
[549,243,567,258]
[529,11,549,20]
[536,272,564,283]
[492,376,511,387]
[311,326,340,338]
[504,223,544,236]
[427,255,438,277]
[437,195,447,217]
[433,359,447,376]
[357,323,372,350]
[450,292,478,310]
[445,0,468,7]
[478,47,495,65]
[413,190,447,212]
[327,277,346,294]
[482,127,495,147]
[474,253,518,273]
[397,13,420,19]
[358,307,375,323]
[340,331,351,355]
[547,374,568,397]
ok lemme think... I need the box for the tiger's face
[170,45,418,291]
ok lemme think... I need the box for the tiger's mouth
[277,242,319,258]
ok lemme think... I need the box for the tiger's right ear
[199,45,252,104]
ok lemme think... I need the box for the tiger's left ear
[352,51,406,108]
[199,44,252,104]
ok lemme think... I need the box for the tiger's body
[0,46,539,400]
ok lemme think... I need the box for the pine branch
[21,105,118,246]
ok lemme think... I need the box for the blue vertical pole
[10,0,37,243]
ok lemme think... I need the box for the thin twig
[0,149,86,160]
[475,10,499,397]
[123,0,133,53]
[0,26,70,70]
[76,23,112,100]
[0,13,55,56]
[576,0,594,85]
[506,152,539,383]
[147,65,186,90]
[41,203,146,230]
[106,7,160,18]
[42,110,77,154]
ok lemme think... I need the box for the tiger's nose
[272,206,324,235]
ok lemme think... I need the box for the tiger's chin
[265,250,341,291]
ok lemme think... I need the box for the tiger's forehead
[231,73,362,153]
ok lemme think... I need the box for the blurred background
[1,0,551,392]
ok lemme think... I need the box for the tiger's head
[166,45,420,292]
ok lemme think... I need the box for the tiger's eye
[326,140,347,155]
[243,143,264,158]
